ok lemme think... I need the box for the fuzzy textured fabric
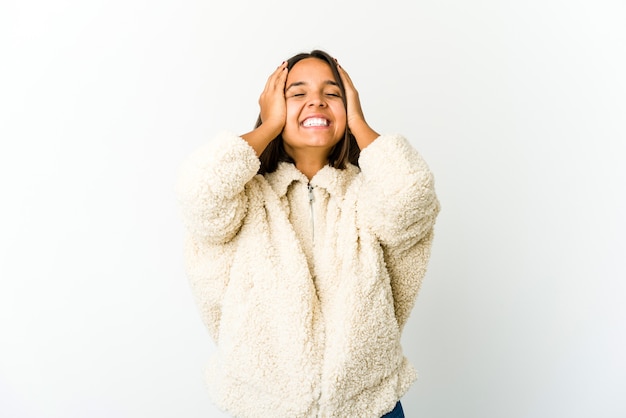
[177,131,440,418]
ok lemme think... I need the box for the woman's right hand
[242,62,288,156]
[258,61,289,132]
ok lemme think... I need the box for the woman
[177,50,440,418]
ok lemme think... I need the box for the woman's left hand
[336,61,379,148]
[336,63,365,128]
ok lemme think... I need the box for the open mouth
[302,117,330,127]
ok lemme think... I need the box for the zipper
[307,183,315,243]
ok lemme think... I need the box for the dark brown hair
[257,50,360,175]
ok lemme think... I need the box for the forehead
[287,58,335,84]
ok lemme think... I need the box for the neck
[295,160,326,180]
[286,148,328,180]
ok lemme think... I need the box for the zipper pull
[307,183,314,203]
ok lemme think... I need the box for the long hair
[257,50,360,175]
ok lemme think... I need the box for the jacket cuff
[358,134,418,177]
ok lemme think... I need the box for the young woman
[177,50,440,418]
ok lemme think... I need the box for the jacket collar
[265,162,360,198]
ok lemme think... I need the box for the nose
[307,92,327,107]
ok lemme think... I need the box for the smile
[302,117,330,127]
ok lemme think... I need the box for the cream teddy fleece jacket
[177,131,439,418]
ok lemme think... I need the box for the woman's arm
[241,61,289,156]
[336,60,439,246]
[177,61,289,243]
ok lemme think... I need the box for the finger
[337,64,354,88]
[273,62,289,90]
[263,61,288,93]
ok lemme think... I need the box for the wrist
[241,123,283,156]
[259,119,284,138]
[349,119,379,149]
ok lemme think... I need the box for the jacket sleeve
[357,134,440,329]
[358,134,439,249]
[176,131,260,245]
[176,132,260,340]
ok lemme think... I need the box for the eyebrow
[285,80,339,91]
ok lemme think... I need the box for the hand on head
[335,61,366,133]
[334,60,379,147]
[258,61,289,133]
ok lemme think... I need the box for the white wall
[1,0,624,417]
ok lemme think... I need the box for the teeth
[303,118,329,127]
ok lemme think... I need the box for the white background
[1,0,625,417]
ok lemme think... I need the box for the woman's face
[282,58,347,158]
